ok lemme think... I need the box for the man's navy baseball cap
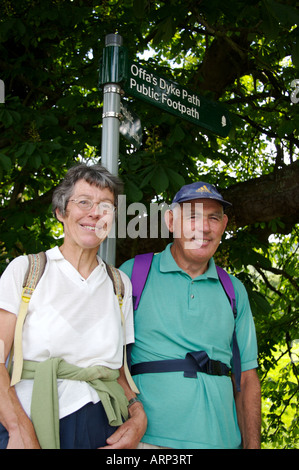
[172,182,232,208]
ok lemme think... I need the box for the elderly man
[120,181,261,449]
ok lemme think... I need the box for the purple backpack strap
[131,252,154,310]
[216,265,241,392]
[216,266,236,316]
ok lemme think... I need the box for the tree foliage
[0,0,298,448]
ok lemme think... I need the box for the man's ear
[222,214,228,234]
[164,209,174,234]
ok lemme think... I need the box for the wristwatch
[128,397,141,409]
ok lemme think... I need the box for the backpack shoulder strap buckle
[21,287,35,303]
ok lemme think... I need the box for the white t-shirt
[0,247,134,419]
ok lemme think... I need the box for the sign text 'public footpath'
[123,62,231,138]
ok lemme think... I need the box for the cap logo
[196,185,212,193]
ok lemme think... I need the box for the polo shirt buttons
[190,281,195,299]
[189,280,197,310]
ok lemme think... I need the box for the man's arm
[232,368,261,449]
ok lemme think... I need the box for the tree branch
[223,161,299,229]
[255,263,299,292]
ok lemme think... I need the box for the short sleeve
[0,256,29,315]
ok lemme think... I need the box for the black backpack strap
[131,351,230,378]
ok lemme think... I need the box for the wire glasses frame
[69,198,116,215]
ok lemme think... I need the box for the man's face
[166,198,228,268]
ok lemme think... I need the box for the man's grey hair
[52,163,123,218]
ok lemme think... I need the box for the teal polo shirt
[120,244,258,449]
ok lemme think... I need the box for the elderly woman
[0,163,146,449]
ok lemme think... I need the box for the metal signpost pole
[99,33,125,265]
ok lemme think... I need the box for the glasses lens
[71,199,115,213]
[76,198,93,210]
[98,202,115,214]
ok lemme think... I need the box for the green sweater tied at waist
[21,358,129,449]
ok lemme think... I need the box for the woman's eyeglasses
[69,198,116,215]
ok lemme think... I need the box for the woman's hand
[99,400,147,449]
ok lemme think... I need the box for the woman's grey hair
[52,163,123,218]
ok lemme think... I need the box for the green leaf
[151,167,169,193]
[277,120,297,138]
[152,17,175,45]
[31,153,42,169]
[261,0,280,39]
[168,124,186,145]
[140,167,156,188]
[0,153,11,172]
[0,109,20,128]
[166,168,185,189]
[125,180,143,202]
[248,290,272,317]
[265,0,299,28]
[133,0,146,19]
[291,39,299,69]
[15,142,37,159]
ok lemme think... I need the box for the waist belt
[131,351,230,378]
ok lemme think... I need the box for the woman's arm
[0,309,40,449]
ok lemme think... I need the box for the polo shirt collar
[46,246,64,260]
[45,246,106,283]
[159,243,218,280]
[46,246,105,269]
